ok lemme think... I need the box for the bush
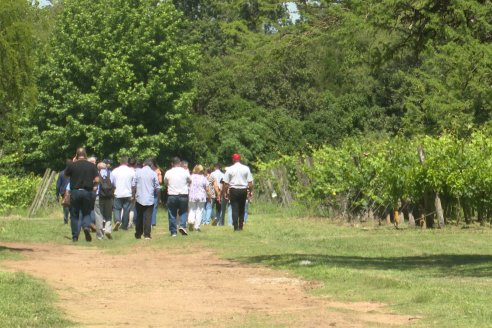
[0,175,41,213]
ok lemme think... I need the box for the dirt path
[1,242,416,327]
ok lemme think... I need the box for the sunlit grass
[1,203,492,327]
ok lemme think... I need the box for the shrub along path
[0,241,415,328]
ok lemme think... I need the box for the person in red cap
[223,153,253,231]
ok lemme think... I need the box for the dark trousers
[135,202,153,238]
[230,188,247,231]
[99,197,113,222]
[70,189,94,239]
[167,195,188,235]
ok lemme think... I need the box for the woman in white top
[187,165,211,231]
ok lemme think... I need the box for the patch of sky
[285,2,300,24]
[35,0,51,7]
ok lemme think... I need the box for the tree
[0,0,37,150]
[26,0,199,169]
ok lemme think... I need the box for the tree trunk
[435,192,445,228]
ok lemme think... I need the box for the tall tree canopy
[26,0,199,169]
[0,0,38,150]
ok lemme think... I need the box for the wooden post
[418,145,444,228]
[27,169,51,217]
[28,169,54,217]
[41,171,57,209]
[408,212,415,226]
[435,192,445,228]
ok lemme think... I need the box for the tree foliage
[2,0,490,173]
[26,0,199,169]
[0,0,38,149]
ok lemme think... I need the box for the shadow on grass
[0,246,34,253]
[238,254,492,278]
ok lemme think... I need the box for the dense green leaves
[1,0,490,174]
[27,0,199,169]
[0,174,41,213]
[0,0,38,149]
[258,132,492,223]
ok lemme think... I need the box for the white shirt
[223,162,253,189]
[111,164,135,198]
[164,167,191,195]
[211,169,224,190]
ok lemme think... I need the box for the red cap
[232,153,241,161]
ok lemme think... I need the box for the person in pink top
[187,164,211,232]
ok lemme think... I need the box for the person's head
[88,156,97,164]
[231,153,241,163]
[75,147,87,160]
[150,158,158,170]
[192,164,204,174]
[97,162,107,170]
[181,160,189,169]
[103,159,112,168]
[65,159,72,168]
[119,156,129,165]
[143,158,153,167]
[214,163,221,170]
[171,157,181,167]
[128,158,137,168]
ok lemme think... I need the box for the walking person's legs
[151,191,158,226]
[101,197,113,238]
[187,201,198,231]
[194,202,205,231]
[121,197,131,230]
[113,197,123,230]
[135,202,144,239]
[219,196,227,226]
[94,196,104,239]
[178,195,189,235]
[167,195,179,236]
[142,205,153,238]
[63,206,69,224]
[230,189,247,231]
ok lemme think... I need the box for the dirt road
[1,242,416,327]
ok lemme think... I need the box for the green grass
[0,272,72,327]
[1,204,492,327]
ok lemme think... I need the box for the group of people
[56,147,254,242]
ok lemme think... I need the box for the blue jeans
[167,195,188,235]
[63,206,69,224]
[70,189,93,239]
[151,192,159,225]
[219,196,229,226]
[114,197,132,229]
[203,198,215,225]
[228,203,232,226]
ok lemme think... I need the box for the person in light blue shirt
[132,158,160,239]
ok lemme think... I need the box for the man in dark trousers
[65,147,99,242]
[133,158,160,239]
[223,153,253,231]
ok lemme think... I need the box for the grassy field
[1,204,492,327]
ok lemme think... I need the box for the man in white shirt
[111,156,136,230]
[164,157,191,236]
[223,153,253,231]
